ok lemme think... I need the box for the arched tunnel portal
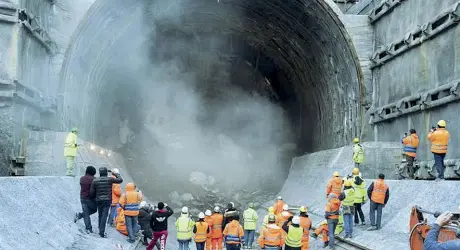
[59,0,363,207]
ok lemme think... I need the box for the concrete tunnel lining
[59,0,363,202]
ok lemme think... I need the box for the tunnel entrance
[59,0,362,209]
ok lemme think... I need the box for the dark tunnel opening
[59,0,362,207]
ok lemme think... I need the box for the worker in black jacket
[139,201,160,247]
[90,167,123,238]
[147,202,174,250]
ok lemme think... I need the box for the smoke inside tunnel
[59,0,362,206]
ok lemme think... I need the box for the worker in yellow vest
[194,212,210,250]
[243,202,258,249]
[176,207,196,249]
[351,168,366,226]
[261,207,276,230]
[282,216,304,250]
[64,127,78,176]
[353,138,364,167]
[342,180,355,238]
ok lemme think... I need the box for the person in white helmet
[283,216,305,250]
[194,212,210,250]
[176,207,196,250]
[274,196,285,215]
[210,206,224,250]
[277,204,292,229]
[204,210,213,249]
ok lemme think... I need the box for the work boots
[323,241,329,248]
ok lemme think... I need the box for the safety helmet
[333,171,340,177]
[71,127,78,133]
[205,210,212,216]
[140,201,148,208]
[320,220,327,226]
[277,196,282,200]
[198,212,205,219]
[352,168,360,175]
[214,206,220,213]
[353,138,359,143]
[283,204,289,211]
[344,180,352,187]
[248,202,254,208]
[112,168,120,174]
[299,206,307,213]
[268,214,276,223]
[182,206,189,214]
[292,216,300,225]
[268,207,274,213]
[437,120,446,127]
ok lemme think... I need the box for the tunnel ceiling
[58,0,362,200]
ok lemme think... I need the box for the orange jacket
[402,134,419,157]
[325,198,341,220]
[115,206,128,236]
[111,175,122,206]
[314,224,328,243]
[119,183,143,216]
[299,216,312,245]
[274,200,285,215]
[276,211,292,228]
[223,220,244,245]
[326,177,343,198]
[258,224,285,248]
[210,213,224,239]
[205,216,213,238]
[428,128,450,154]
[194,221,209,243]
[371,179,389,204]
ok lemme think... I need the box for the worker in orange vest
[210,206,224,250]
[115,206,128,236]
[119,183,143,243]
[325,193,341,249]
[428,120,450,180]
[258,214,285,249]
[108,168,122,226]
[204,210,213,250]
[367,173,389,231]
[223,215,244,250]
[194,212,210,250]
[298,206,311,250]
[401,129,419,179]
[273,196,285,215]
[312,220,329,248]
[277,204,292,229]
[326,171,343,198]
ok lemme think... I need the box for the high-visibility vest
[224,221,244,244]
[342,188,355,206]
[371,180,388,204]
[402,134,419,157]
[299,216,311,243]
[327,177,343,197]
[64,132,77,157]
[285,225,303,247]
[352,175,367,204]
[428,129,449,154]
[325,199,340,220]
[176,216,195,240]
[276,211,292,228]
[259,225,284,247]
[194,222,209,243]
[121,192,141,216]
[115,206,128,236]
[274,201,285,215]
[353,144,364,164]
[210,213,224,238]
[204,216,213,238]
[243,208,258,230]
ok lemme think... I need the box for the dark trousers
[125,215,138,241]
[327,219,338,247]
[195,242,205,250]
[284,245,301,250]
[354,202,365,223]
[369,201,384,228]
[96,200,111,236]
[79,199,97,230]
[226,244,241,250]
[405,154,415,178]
[433,153,446,178]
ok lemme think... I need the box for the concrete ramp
[278,143,460,250]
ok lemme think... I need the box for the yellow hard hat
[353,138,359,143]
[344,180,352,187]
[268,207,274,213]
[299,206,308,213]
[352,168,360,175]
[437,120,446,127]
[320,220,327,226]
[333,171,340,177]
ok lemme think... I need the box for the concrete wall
[369,0,460,161]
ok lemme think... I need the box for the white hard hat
[198,212,205,219]
[214,206,220,212]
[112,168,120,174]
[182,206,189,214]
[283,204,289,211]
[205,210,212,216]
[277,196,282,200]
[292,216,300,225]
[140,201,147,208]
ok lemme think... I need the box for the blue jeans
[327,219,338,247]
[433,153,446,178]
[343,214,353,236]
[178,239,191,250]
[244,230,255,247]
[107,205,116,225]
[125,215,138,241]
[369,201,384,228]
[195,242,205,250]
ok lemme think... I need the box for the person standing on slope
[74,166,97,234]
[147,202,174,250]
[64,127,78,176]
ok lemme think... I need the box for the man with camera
[423,211,460,249]
[427,120,450,181]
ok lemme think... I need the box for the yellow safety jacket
[342,188,355,207]
[176,214,195,240]
[353,144,364,164]
[352,175,367,204]
[285,225,303,247]
[64,132,78,157]
[243,208,259,230]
